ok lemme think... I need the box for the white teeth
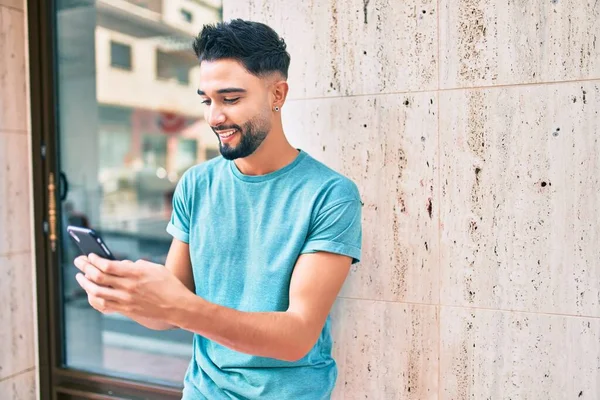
[219,130,236,138]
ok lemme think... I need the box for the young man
[74,19,362,399]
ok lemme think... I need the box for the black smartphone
[66,225,116,260]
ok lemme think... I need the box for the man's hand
[74,254,192,323]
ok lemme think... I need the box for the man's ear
[271,79,289,110]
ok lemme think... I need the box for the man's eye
[224,97,240,104]
[201,100,211,105]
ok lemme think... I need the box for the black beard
[213,117,269,161]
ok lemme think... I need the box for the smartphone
[66,225,116,260]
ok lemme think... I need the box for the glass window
[180,8,193,23]
[110,41,132,70]
[176,138,198,173]
[55,0,223,387]
[156,49,191,85]
[142,133,168,168]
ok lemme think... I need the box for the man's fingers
[88,253,137,277]
[75,273,129,303]
[88,294,111,314]
[73,255,89,273]
[73,256,122,288]
[84,264,120,288]
[87,294,126,314]
[87,253,119,275]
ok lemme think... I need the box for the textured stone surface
[440,306,600,399]
[225,0,438,98]
[0,132,31,256]
[0,253,34,381]
[284,93,439,304]
[440,0,600,88]
[331,298,438,400]
[440,82,600,316]
[0,6,26,131]
[0,1,23,10]
[0,3,35,398]
[0,369,36,400]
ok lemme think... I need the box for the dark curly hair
[193,19,291,79]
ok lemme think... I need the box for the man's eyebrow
[197,88,247,96]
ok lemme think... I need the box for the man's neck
[233,133,299,176]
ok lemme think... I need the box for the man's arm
[170,251,351,362]
[99,238,194,331]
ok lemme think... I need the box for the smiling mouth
[216,129,237,138]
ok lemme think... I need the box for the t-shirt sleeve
[300,199,362,264]
[166,173,191,243]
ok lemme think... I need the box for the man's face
[197,59,272,160]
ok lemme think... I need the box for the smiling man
[74,19,362,399]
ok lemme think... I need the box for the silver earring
[274,106,280,112]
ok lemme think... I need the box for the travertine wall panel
[440,82,600,316]
[440,0,600,88]
[284,93,439,304]
[225,0,438,98]
[440,306,600,399]
[0,1,36,398]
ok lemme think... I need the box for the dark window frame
[28,0,182,398]
[180,8,193,23]
[155,49,191,85]
[110,40,133,71]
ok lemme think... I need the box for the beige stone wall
[225,1,600,399]
[0,0,37,398]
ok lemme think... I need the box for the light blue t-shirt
[166,150,362,400]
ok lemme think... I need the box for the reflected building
[55,0,222,384]
[58,0,220,265]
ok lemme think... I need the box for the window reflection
[57,0,222,385]
[109,41,132,70]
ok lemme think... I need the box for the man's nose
[208,106,226,127]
